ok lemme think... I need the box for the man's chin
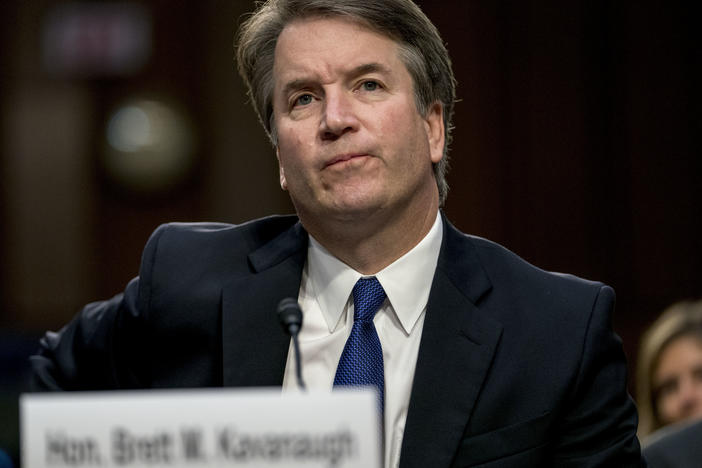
[325,205,383,224]
[298,197,386,224]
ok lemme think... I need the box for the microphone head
[277,297,303,335]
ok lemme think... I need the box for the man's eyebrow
[281,78,314,98]
[280,62,393,97]
[348,62,392,78]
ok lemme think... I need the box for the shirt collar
[306,211,443,334]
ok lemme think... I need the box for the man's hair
[236,0,456,205]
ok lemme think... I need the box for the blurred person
[637,299,702,439]
[29,1,645,466]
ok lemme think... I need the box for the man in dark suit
[31,0,645,466]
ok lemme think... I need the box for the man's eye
[294,94,313,106]
[361,81,380,91]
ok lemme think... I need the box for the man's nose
[320,90,359,140]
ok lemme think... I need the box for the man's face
[272,16,444,225]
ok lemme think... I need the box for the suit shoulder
[643,420,702,466]
[466,233,606,292]
[147,214,299,249]
[139,214,300,279]
[457,233,613,321]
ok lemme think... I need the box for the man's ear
[276,147,288,191]
[425,102,445,164]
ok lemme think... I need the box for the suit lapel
[400,217,504,468]
[220,215,503,465]
[222,222,307,387]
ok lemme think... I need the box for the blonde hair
[636,299,702,436]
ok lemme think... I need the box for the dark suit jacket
[643,419,702,468]
[31,214,644,467]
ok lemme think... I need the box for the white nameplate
[21,388,380,468]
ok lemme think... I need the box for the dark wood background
[1,2,700,451]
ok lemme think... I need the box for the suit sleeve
[553,285,646,467]
[28,225,167,391]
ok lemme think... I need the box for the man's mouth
[324,153,369,168]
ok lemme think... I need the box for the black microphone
[277,298,306,391]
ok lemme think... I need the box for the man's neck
[300,197,440,275]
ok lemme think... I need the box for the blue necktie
[334,277,386,411]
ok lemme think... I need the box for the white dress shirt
[282,211,443,468]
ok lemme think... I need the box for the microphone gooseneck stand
[277,297,307,391]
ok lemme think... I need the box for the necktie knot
[352,277,386,322]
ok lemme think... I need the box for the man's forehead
[273,16,404,84]
[280,14,396,44]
